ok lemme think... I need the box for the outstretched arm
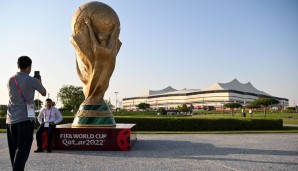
[107,24,121,57]
[85,17,101,55]
[85,17,121,59]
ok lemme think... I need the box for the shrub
[158,108,167,115]
[0,116,283,131]
[113,117,282,131]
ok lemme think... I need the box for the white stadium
[122,79,288,110]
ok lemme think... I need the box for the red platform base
[52,124,137,151]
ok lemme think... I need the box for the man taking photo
[6,56,47,171]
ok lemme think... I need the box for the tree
[0,105,7,117]
[57,85,84,113]
[245,103,260,109]
[34,99,43,111]
[286,106,297,113]
[244,103,260,117]
[158,107,167,115]
[287,107,296,111]
[250,98,279,117]
[177,104,190,112]
[136,103,150,110]
[224,102,242,117]
[105,99,115,110]
[190,104,194,110]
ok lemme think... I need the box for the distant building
[122,79,288,110]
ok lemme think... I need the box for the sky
[0,0,298,107]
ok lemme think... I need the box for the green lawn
[112,111,298,125]
[113,111,158,117]
[1,127,298,134]
[190,113,298,123]
[1,111,297,133]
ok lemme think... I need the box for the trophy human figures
[70,1,121,127]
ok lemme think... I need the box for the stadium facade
[122,79,288,110]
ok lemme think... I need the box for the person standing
[35,98,63,153]
[6,56,47,171]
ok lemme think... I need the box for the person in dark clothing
[6,56,46,171]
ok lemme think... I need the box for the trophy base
[72,103,116,127]
[72,117,116,127]
[51,123,137,151]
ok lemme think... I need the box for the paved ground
[284,124,298,127]
[0,133,297,171]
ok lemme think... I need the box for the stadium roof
[141,79,272,97]
[201,79,271,96]
[140,86,177,96]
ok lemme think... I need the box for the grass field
[60,110,298,124]
[1,110,297,133]
[1,110,297,124]
[1,126,298,134]
[111,110,298,125]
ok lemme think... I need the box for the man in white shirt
[34,98,63,153]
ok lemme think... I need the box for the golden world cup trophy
[70,1,121,127]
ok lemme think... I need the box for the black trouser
[6,120,34,171]
[36,123,56,150]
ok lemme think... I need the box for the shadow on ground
[54,139,298,166]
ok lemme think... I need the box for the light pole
[56,96,59,108]
[294,100,297,114]
[114,92,118,111]
[38,93,40,112]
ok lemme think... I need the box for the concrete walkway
[0,133,297,171]
[284,124,298,127]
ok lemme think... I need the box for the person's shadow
[55,139,298,166]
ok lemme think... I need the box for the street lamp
[37,93,40,112]
[114,92,118,111]
[294,100,297,114]
[56,96,59,108]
